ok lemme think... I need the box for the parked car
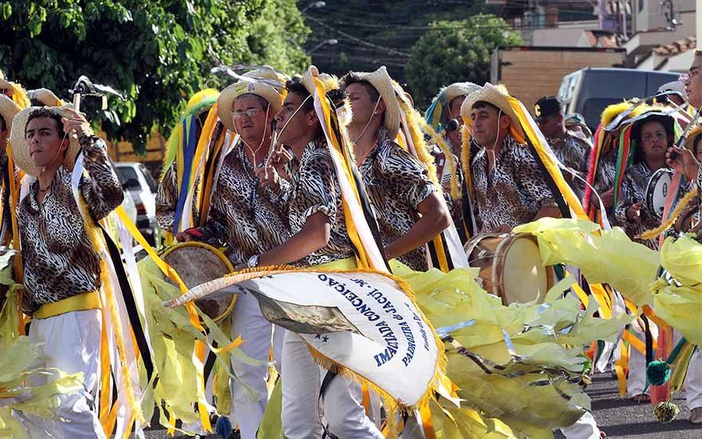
[115,162,159,245]
[557,67,680,132]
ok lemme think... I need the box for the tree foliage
[0,0,310,150]
[404,14,521,107]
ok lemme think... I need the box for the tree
[0,0,310,150]
[404,15,521,108]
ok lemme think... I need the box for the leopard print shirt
[358,129,435,271]
[470,135,556,234]
[430,144,463,235]
[156,161,200,233]
[286,137,353,267]
[614,162,665,249]
[0,149,11,244]
[18,136,124,312]
[545,131,591,200]
[196,141,291,265]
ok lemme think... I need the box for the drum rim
[493,233,552,306]
[645,167,674,221]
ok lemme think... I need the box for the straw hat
[443,82,481,107]
[460,83,524,137]
[10,106,81,177]
[217,66,288,133]
[656,80,687,101]
[0,95,20,132]
[27,88,64,107]
[685,125,702,151]
[347,66,401,140]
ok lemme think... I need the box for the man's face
[232,96,271,141]
[639,120,669,162]
[448,96,466,121]
[346,82,379,127]
[25,117,65,168]
[684,56,702,108]
[537,113,562,138]
[274,92,313,149]
[470,105,505,147]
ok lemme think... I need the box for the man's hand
[256,165,279,189]
[61,107,93,138]
[626,201,644,222]
[666,147,700,182]
[591,188,614,209]
[175,231,194,242]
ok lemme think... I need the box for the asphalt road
[141,372,702,438]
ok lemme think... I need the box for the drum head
[496,235,550,305]
[162,243,236,322]
[646,168,673,220]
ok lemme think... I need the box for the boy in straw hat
[461,83,561,234]
[175,66,291,438]
[339,67,451,271]
[258,67,384,439]
[10,105,124,438]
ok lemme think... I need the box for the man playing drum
[176,67,290,439]
[258,68,384,439]
[461,84,561,234]
[339,67,451,271]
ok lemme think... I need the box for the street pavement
[143,372,702,438]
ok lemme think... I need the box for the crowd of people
[0,49,700,439]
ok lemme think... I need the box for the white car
[115,162,159,245]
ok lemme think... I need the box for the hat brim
[443,82,481,107]
[351,66,401,141]
[10,106,81,177]
[685,125,702,151]
[460,83,524,138]
[217,71,286,133]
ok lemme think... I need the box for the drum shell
[464,233,554,305]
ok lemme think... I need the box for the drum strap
[319,371,341,439]
[525,138,571,219]
[100,225,155,381]
[641,314,654,365]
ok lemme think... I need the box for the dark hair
[27,108,65,138]
[339,72,380,103]
[0,114,5,132]
[472,100,502,114]
[285,78,314,113]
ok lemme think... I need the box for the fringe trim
[638,187,699,240]
[397,99,440,187]
[417,115,461,200]
[460,125,473,198]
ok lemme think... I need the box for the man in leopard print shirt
[175,67,290,439]
[461,86,560,234]
[11,106,124,438]
[340,68,450,271]
[258,74,383,439]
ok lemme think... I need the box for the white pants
[23,309,105,439]
[685,347,702,409]
[281,330,383,439]
[560,411,600,439]
[227,291,283,439]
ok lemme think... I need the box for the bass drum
[464,233,554,305]
[161,242,237,323]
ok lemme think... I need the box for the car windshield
[116,167,141,190]
[139,164,158,193]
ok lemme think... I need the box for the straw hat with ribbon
[10,106,81,177]
[425,82,481,133]
[217,66,288,133]
[685,125,702,152]
[345,66,401,140]
[460,83,525,142]
[0,95,20,134]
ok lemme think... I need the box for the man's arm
[256,211,330,267]
[385,192,450,260]
[80,135,124,221]
[155,163,178,233]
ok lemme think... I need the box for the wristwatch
[247,254,260,268]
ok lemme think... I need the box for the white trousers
[685,347,702,410]
[227,291,283,439]
[560,411,600,439]
[281,330,383,439]
[23,309,105,439]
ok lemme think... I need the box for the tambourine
[645,168,674,221]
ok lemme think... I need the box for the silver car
[115,162,159,245]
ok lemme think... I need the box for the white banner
[167,269,441,406]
